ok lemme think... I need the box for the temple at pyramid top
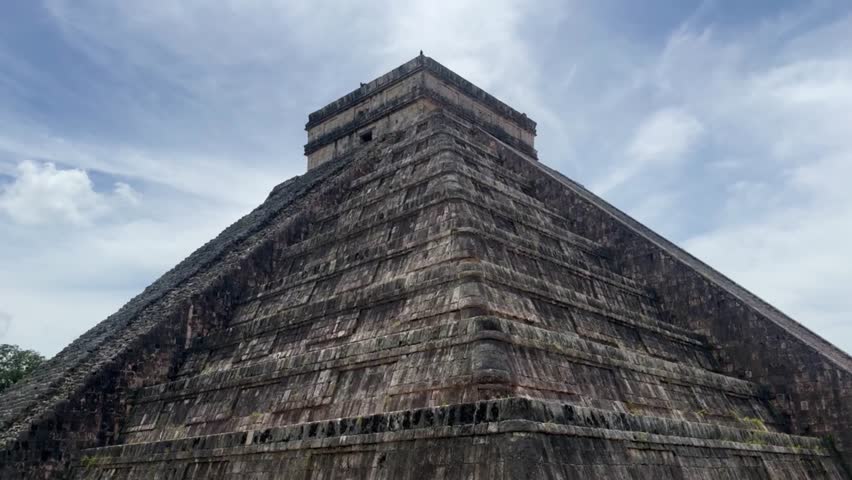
[304,54,537,169]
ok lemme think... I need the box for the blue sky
[1,0,851,356]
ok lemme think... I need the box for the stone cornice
[305,55,537,134]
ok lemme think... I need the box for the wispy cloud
[593,107,704,195]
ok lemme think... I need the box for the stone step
[124,314,768,439]
[79,397,829,467]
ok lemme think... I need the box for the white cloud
[0,130,287,208]
[593,107,704,195]
[380,0,563,130]
[113,182,140,206]
[746,59,852,161]
[0,194,247,356]
[627,108,704,164]
[0,160,139,226]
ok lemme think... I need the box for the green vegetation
[0,344,45,393]
[729,409,769,432]
[743,431,769,446]
[741,416,768,431]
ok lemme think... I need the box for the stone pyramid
[2,55,851,479]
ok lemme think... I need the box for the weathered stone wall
[117,127,506,446]
[306,74,420,143]
[422,72,535,147]
[305,55,537,169]
[306,96,439,169]
[483,118,852,473]
[117,120,782,448]
[306,56,536,135]
[72,398,844,479]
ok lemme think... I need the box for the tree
[0,344,45,393]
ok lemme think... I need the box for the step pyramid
[2,55,851,480]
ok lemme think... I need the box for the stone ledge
[130,263,749,407]
[318,123,595,259]
[306,56,536,133]
[196,222,694,359]
[78,396,828,467]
